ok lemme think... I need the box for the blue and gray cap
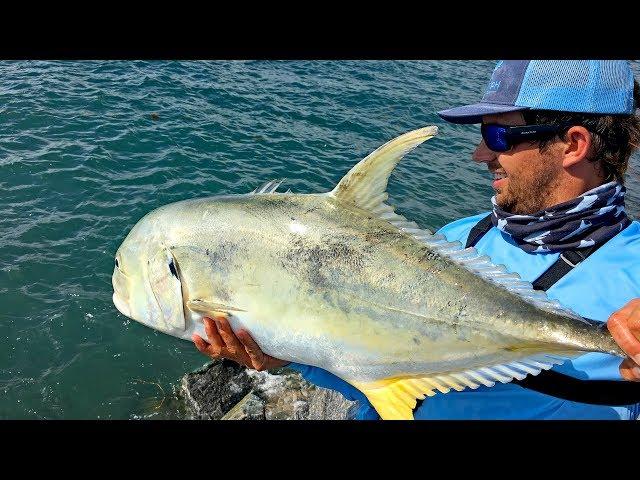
[437,60,636,124]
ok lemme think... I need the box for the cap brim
[437,103,530,124]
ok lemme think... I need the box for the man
[193,60,640,419]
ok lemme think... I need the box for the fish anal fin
[350,352,578,420]
[351,377,433,420]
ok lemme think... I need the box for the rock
[307,387,356,420]
[180,360,357,420]
[221,392,266,420]
[180,359,253,419]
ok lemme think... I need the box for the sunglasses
[481,123,572,152]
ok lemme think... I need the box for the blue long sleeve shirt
[288,213,640,420]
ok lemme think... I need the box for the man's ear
[561,126,593,168]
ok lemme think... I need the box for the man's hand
[192,314,289,371]
[607,298,640,381]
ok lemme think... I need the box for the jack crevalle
[112,126,625,419]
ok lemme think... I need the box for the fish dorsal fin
[370,202,434,234]
[250,179,285,194]
[351,352,578,420]
[330,126,438,211]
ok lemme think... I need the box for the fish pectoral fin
[187,299,247,314]
[352,352,580,420]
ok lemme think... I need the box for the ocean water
[2,60,640,419]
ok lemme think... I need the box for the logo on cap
[487,80,501,92]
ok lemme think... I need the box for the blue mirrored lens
[482,124,510,152]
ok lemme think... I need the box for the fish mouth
[112,292,132,318]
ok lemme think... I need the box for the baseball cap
[437,60,636,124]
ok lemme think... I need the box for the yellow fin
[351,352,579,420]
[351,377,435,420]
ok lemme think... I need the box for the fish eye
[115,258,120,269]
[169,258,179,279]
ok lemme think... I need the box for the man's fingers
[215,315,238,348]
[608,303,635,326]
[237,329,262,354]
[626,304,640,336]
[194,315,272,369]
[192,334,209,353]
[619,357,640,382]
[214,315,254,366]
[237,329,266,368]
[608,314,640,364]
[202,317,224,353]
[192,332,222,358]
[607,299,640,325]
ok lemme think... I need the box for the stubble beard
[495,158,562,215]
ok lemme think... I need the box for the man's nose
[472,140,497,164]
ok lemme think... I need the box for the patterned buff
[491,181,631,253]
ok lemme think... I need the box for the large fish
[112,126,625,420]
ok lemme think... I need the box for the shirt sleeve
[286,363,367,402]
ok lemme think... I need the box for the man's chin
[494,193,516,213]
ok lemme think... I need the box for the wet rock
[307,387,356,420]
[221,392,266,420]
[180,360,357,420]
[180,359,253,419]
